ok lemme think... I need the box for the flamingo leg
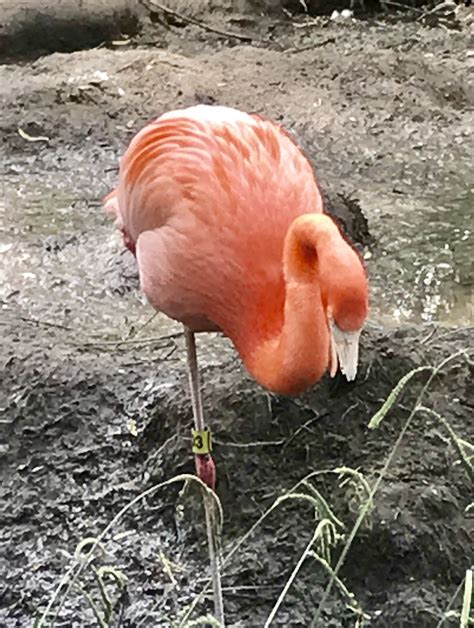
[183,327,225,625]
[184,327,216,489]
[184,327,205,431]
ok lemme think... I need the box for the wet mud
[1,2,473,626]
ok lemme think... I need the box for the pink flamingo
[104,105,369,490]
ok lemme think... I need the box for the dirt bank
[0,2,473,626]
[1,317,472,626]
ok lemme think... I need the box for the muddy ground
[0,1,473,627]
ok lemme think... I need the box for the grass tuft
[36,474,222,628]
[461,568,473,628]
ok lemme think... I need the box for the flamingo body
[105,105,369,395]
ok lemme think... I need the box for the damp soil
[1,2,473,627]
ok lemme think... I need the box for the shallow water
[363,188,473,326]
[0,178,141,335]
[1,176,473,333]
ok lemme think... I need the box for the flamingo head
[318,226,369,381]
[284,212,370,382]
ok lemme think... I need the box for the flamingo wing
[107,105,323,341]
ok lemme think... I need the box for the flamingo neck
[233,215,335,395]
[241,281,329,395]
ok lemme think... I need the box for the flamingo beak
[329,322,361,382]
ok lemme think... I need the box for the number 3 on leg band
[192,429,212,454]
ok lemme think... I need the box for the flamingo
[104,104,369,490]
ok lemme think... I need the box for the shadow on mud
[0,5,140,62]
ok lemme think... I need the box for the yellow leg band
[192,429,212,455]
